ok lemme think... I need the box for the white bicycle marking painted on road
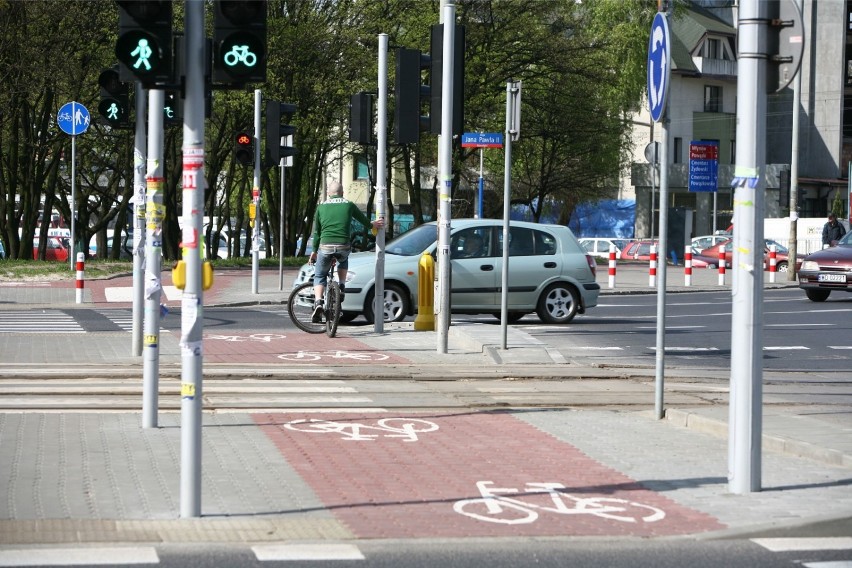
[277,350,390,362]
[283,418,439,441]
[206,333,287,342]
[453,481,666,525]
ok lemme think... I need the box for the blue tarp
[510,199,636,239]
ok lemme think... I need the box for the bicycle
[287,260,342,337]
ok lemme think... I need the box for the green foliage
[831,189,845,219]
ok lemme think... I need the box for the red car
[618,240,659,262]
[696,238,789,272]
[32,236,69,262]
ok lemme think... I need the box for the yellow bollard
[413,251,435,331]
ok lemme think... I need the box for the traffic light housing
[97,66,131,128]
[213,0,267,85]
[394,48,431,144]
[115,0,173,86]
[349,92,373,145]
[429,24,465,136]
[234,131,254,166]
[265,100,297,167]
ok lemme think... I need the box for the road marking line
[802,562,852,568]
[763,346,809,350]
[0,547,159,566]
[253,543,364,561]
[751,537,852,552]
[829,346,852,350]
[765,323,833,327]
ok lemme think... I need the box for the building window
[705,38,720,59]
[704,85,722,113]
[673,137,682,164]
[354,154,369,180]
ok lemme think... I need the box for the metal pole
[729,0,765,494]
[500,82,518,350]
[252,89,261,294]
[70,136,76,270]
[787,0,802,281]
[180,0,205,517]
[477,147,483,219]
[436,3,455,354]
[654,111,669,419]
[131,85,147,356]
[278,164,285,290]
[374,34,388,333]
[142,89,164,430]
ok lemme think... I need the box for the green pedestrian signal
[115,0,173,87]
[97,66,131,128]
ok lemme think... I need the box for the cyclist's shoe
[311,300,324,323]
[338,285,345,302]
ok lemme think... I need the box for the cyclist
[309,181,383,322]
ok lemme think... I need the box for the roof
[669,3,736,75]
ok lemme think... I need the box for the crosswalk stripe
[802,562,852,568]
[0,547,159,566]
[751,537,852,551]
[252,543,364,561]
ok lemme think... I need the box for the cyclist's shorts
[314,244,351,286]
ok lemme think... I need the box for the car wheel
[536,282,579,324]
[776,261,788,272]
[492,312,526,324]
[364,283,409,323]
[805,289,830,302]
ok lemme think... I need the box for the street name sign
[461,132,504,148]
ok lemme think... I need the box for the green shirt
[312,197,371,249]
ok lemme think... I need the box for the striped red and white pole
[768,244,777,283]
[684,245,692,287]
[717,244,726,285]
[75,252,85,304]
[649,244,657,287]
[608,244,617,288]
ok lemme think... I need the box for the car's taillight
[586,254,596,278]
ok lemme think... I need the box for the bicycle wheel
[326,281,342,338]
[287,282,325,334]
[453,498,538,525]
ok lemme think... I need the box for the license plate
[817,273,847,283]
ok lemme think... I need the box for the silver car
[293,219,600,324]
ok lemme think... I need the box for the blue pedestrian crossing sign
[647,13,671,123]
[57,102,91,136]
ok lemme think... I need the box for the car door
[450,226,497,309]
[494,226,560,309]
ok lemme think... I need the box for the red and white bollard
[608,244,617,288]
[717,244,726,286]
[75,252,85,304]
[768,244,777,283]
[649,244,657,287]
[684,245,692,287]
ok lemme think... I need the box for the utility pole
[436,2,455,353]
[131,85,147,357]
[729,0,767,494]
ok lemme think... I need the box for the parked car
[691,234,730,252]
[696,238,789,271]
[293,219,600,324]
[619,239,659,262]
[32,237,69,262]
[578,237,632,259]
[0,239,5,259]
[797,231,852,301]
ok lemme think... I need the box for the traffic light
[234,131,254,166]
[429,24,465,136]
[213,0,267,85]
[97,66,131,128]
[164,90,181,127]
[349,92,373,145]
[394,48,431,144]
[265,100,297,167]
[115,0,173,86]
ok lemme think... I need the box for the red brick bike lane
[254,411,725,539]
